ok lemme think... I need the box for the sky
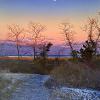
[0,0,100,44]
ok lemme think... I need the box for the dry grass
[0,57,100,90]
[0,77,23,100]
[0,57,56,74]
[45,61,100,90]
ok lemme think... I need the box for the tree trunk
[33,47,36,60]
[16,38,20,61]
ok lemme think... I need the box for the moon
[53,0,57,2]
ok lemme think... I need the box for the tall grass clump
[45,61,100,90]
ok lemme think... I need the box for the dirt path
[0,74,54,100]
[0,73,100,100]
[10,74,52,100]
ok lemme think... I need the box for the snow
[0,73,100,100]
[55,87,100,100]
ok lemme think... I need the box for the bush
[0,59,55,75]
[79,40,96,62]
[45,62,100,90]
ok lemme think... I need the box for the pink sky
[0,0,100,44]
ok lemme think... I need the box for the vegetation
[45,60,100,90]
[0,14,100,91]
[59,22,76,59]
[8,24,24,60]
[79,40,96,62]
[27,22,45,60]
[0,76,23,100]
[0,57,57,74]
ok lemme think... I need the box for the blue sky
[0,0,100,17]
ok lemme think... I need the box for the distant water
[6,55,71,58]
[48,55,71,58]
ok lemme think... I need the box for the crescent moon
[53,0,57,2]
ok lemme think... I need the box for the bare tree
[59,22,76,58]
[0,41,5,56]
[94,19,100,54]
[84,18,96,41]
[84,17,100,54]
[27,22,45,60]
[8,24,24,60]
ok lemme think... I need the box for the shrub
[79,40,96,62]
[46,62,100,90]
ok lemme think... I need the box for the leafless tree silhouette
[8,24,24,60]
[59,22,75,57]
[94,19,100,53]
[27,22,45,60]
[84,17,100,54]
[84,18,96,41]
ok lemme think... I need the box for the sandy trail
[0,73,100,100]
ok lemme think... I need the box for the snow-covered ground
[0,73,100,100]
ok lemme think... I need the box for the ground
[0,73,100,100]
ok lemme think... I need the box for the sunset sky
[0,0,100,44]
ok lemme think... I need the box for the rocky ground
[0,73,100,100]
